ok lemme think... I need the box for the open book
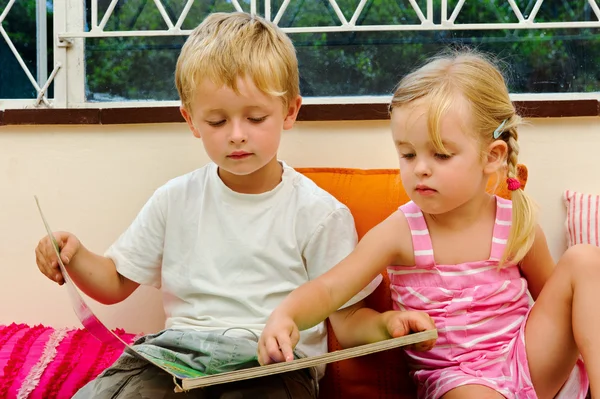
[35,196,437,392]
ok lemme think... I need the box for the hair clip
[493,119,507,139]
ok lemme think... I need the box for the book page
[34,196,196,385]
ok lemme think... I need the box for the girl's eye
[248,116,267,123]
[207,120,225,127]
[400,153,415,159]
[435,153,452,160]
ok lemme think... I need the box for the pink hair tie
[507,178,521,191]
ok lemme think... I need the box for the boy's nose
[229,123,247,144]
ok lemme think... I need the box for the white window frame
[1,0,600,110]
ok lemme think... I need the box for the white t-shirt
[106,161,382,369]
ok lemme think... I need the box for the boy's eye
[248,116,267,123]
[435,153,452,160]
[400,153,415,159]
[207,120,225,127]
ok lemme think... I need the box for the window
[1,0,599,112]
[0,0,54,102]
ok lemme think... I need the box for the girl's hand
[258,312,300,365]
[383,310,437,351]
[35,231,81,285]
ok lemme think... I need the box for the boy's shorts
[73,329,318,399]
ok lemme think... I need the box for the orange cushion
[296,165,528,399]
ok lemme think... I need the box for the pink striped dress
[388,197,589,399]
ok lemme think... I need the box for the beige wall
[1,117,599,334]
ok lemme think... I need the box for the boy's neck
[217,158,283,194]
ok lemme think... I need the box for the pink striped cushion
[0,323,137,399]
[564,190,600,247]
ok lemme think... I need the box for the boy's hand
[383,310,437,351]
[258,313,300,365]
[35,231,81,285]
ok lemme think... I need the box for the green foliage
[83,0,599,100]
[0,0,54,99]
[2,0,599,100]
[85,0,243,100]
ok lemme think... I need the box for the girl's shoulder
[383,208,416,266]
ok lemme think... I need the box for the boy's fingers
[36,246,54,275]
[35,246,64,284]
[34,246,45,268]
[35,247,49,276]
[56,234,76,264]
[42,240,58,264]
[36,239,50,267]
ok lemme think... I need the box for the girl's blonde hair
[389,49,536,265]
[175,12,299,113]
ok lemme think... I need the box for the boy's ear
[282,96,302,131]
[180,106,201,139]
[484,140,508,174]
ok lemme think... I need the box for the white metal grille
[0,0,60,106]
[62,0,600,37]
[1,0,600,109]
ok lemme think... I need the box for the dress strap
[489,196,513,261]
[399,201,435,266]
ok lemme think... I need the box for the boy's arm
[65,243,140,305]
[37,231,140,304]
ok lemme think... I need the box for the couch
[0,165,527,399]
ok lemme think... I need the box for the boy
[35,12,432,398]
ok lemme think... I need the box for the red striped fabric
[564,190,600,247]
[0,323,137,399]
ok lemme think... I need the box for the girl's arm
[329,301,435,349]
[329,301,395,347]
[519,224,555,300]
[259,211,413,363]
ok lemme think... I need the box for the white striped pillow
[564,190,600,247]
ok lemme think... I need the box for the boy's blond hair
[389,50,537,265]
[175,12,299,112]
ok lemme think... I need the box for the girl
[257,50,600,399]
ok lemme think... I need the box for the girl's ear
[484,140,508,174]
